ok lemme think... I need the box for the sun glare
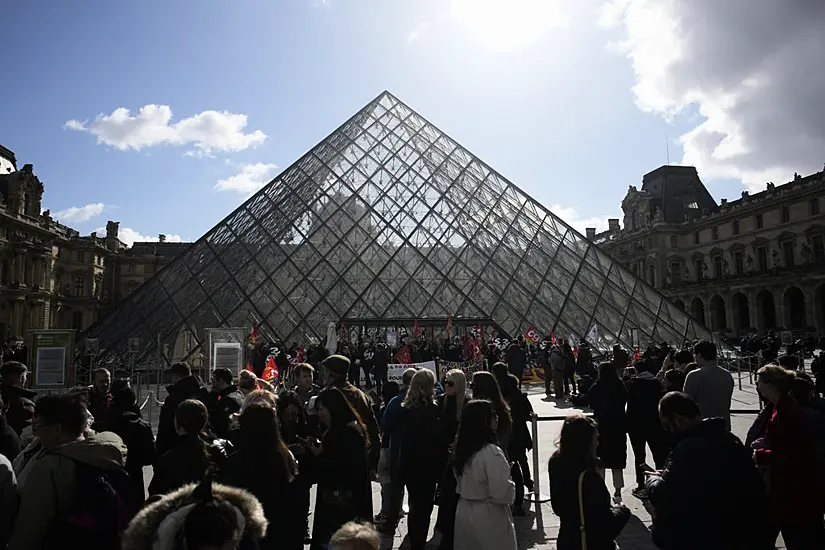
[450,0,568,51]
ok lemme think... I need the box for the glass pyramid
[81,91,714,371]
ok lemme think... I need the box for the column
[775,287,786,330]
[11,299,23,338]
[17,253,25,284]
[747,291,759,333]
[725,294,737,335]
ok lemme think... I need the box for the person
[0,392,21,461]
[220,404,303,549]
[396,369,446,550]
[294,362,321,405]
[87,367,113,431]
[156,362,207,456]
[626,359,668,499]
[308,388,372,549]
[204,367,244,440]
[683,341,734,430]
[0,362,36,435]
[434,369,466,549]
[750,365,825,549]
[453,399,517,550]
[492,362,532,515]
[121,477,267,550]
[330,521,380,550]
[549,414,630,550]
[504,340,527,388]
[646,392,773,550]
[276,390,313,542]
[149,399,217,496]
[322,355,380,471]
[376,368,416,532]
[587,362,628,503]
[471,371,512,456]
[0,450,17,547]
[563,342,577,396]
[549,346,566,398]
[108,379,155,503]
[8,393,137,550]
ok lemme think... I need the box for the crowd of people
[0,334,823,550]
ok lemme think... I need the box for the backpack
[43,459,139,550]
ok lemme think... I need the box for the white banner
[357,360,438,384]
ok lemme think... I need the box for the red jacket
[754,394,824,525]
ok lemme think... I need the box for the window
[72,311,83,331]
[694,259,703,282]
[76,251,85,263]
[733,220,740,235]
[712,226,719,240]
[128,263,137,274]
[783,241,795,267]
[693,231,700,245]
[669,261,681,284]
[756,214,764,229]
[734,251,744,275]
[781,205,790,223]
[757,247,768,272]
[648,265,656,286]
[74,276,85,297]
[813,235,825,262]
[670,235,677,248]
[811,199,820,216]
[714,256,723,279]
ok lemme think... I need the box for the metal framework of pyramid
[81,91,714,371]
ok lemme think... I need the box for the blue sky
[2,0,822,245]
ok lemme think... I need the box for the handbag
[577,471,588,550]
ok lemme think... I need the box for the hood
[121,482,267,550]
[677,417,727,443]
[167,374,203,396]
[51,431,127,469]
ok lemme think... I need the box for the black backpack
[43,459,140,550]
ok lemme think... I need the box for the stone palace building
[0,144,187,343]
[591,165,825,340]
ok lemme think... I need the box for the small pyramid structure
[81,91,713,369]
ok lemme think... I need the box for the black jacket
[505,345,527,374]
[156,375,207,456]
[0,415,20,461]
[549,453,630,550]
[588,379,628,469]
[110,409,156,493]
[626,374,665,434]
[397,402,447,485]
[0,384,36,435]
[148,434,222,496]
[646,418,773,550]
[204,386,244,440]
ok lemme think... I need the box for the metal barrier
[527,408,762,506]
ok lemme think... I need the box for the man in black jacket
[204,367,244,440]
[505,340,527,389]
[0,362,36,436]
[155,362,207,457]
[646,392,773,550]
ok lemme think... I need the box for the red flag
[248,325,259,346]
[414,319,420,339]
[338,320,345,352]
[262,355,279,382]
[244,362,254,373]
[550,330,558,347]
[524,324,540,345]
[297,346,305,363]
[394,345,412,364]
[573,346,579,362]
[634,347,641,361]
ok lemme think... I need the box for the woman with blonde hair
[396,369,447,550]
[435,369,467,548]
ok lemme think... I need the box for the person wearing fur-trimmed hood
[121,477,267,550]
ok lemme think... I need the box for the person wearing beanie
[322,355,380,472]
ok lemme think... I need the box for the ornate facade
[592,165,825,340]
[0,145,190,344]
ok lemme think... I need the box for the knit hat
[322,354,351,376]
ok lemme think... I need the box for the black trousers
[510,447,532,486]
[405,480,438,550]
[629,429,668,487]
[563,370,577,394]
[435,465,458,549]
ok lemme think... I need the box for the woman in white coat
[452,399,517,550]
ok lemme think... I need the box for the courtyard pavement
[141,369,789,549]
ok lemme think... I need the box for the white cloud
[551,204,613,235]
[93,227,184,247]
[215,163,278,196]
[52,202,105,223]
[65,105,267,155]
[450,0,568,51]
[601,0,825,191]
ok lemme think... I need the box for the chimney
[720,199,727,205]
[158,234,166,243]
[585,227,596,239]
[608,219,620,232]
[90,231,97,238]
